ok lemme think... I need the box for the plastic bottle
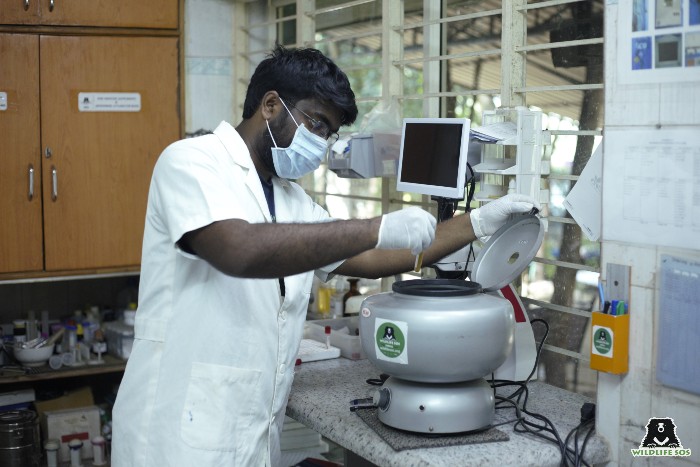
[12,320,27,344]
[317,285,332,316]
[64,325,78,352]
[45,439,60,467]
[343,279,361,316]
[91,435,107,466]
[330,277,348,318]
[123,302,137,326]
[68,438,83,467]
[26,310,38,340]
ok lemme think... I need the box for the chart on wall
[618,0,700,83]
[602,127,700,250]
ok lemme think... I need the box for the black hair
[242,44,358,126]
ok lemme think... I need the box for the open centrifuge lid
[471,213,544,292]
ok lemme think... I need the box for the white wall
[184,0,237,133]
[599,4,700,466]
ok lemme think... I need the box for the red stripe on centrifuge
[500,284,527,323]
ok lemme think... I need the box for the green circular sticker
[594,328,612,355]
[375,322,405,358]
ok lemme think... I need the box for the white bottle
[44,439,60,467]
[68,438,83,467]
[91,435,107,466]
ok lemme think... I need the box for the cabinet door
[0,34,43,274]
[40,35,180,271]
[0,0,41,25]
[37,0,178,29]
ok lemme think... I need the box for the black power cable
[490,318,596,467]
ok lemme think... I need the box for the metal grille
[237,0,604,395]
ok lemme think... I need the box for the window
[237,0,604,396]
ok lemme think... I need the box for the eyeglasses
[286,101,340,146]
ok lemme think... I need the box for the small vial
[68,438,83,467]
[65,325,78,352]
[45,439,60,467]
[91,435,107,466]
[325,325,331,349]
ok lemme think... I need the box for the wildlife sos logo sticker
[591,325,613,357]
[631,418,692,457]
[374,318,408,364]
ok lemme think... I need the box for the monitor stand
[431,196,470,280]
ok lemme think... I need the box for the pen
[615,301,627,316]
[602,301,611,314]
[610,300,619,316]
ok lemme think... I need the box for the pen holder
[589,311,629,374]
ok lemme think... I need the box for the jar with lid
[343,278,361,316]
[12,320,27,344]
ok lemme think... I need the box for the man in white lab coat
[111,45,537,466]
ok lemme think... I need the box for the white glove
[376,207,437,255]
[469,194,540,243]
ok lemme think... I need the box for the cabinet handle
[51,166,58,201]
[28,164,34,201]
[48,0,54,12]
[24,0,29,11]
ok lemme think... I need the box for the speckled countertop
[286,358,610,467]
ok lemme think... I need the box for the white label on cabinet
[0,92,7,111]
[78,92,141,112]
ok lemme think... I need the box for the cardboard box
[34,386,94,417]
[42,405,101,463]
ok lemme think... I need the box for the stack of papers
[470,121,518,143]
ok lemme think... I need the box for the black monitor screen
[400,122,465,188]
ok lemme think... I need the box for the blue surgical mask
[267,99,328,179]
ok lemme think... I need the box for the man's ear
[260,91,281,121]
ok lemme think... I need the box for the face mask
[267,100,328,179]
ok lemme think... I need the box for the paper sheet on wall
[564,143,602,241]
[657,255,700,396]
[602,127,700,250]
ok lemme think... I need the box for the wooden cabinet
[0,4,181,277]
[0,0,178,29]
[0,34,180,275]
[0,34,43,273]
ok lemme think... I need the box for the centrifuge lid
[471,213,544,292]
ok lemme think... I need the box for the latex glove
[469,193,540,243]
[376,207,437,255]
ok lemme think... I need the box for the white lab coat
[111,121,341,467]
